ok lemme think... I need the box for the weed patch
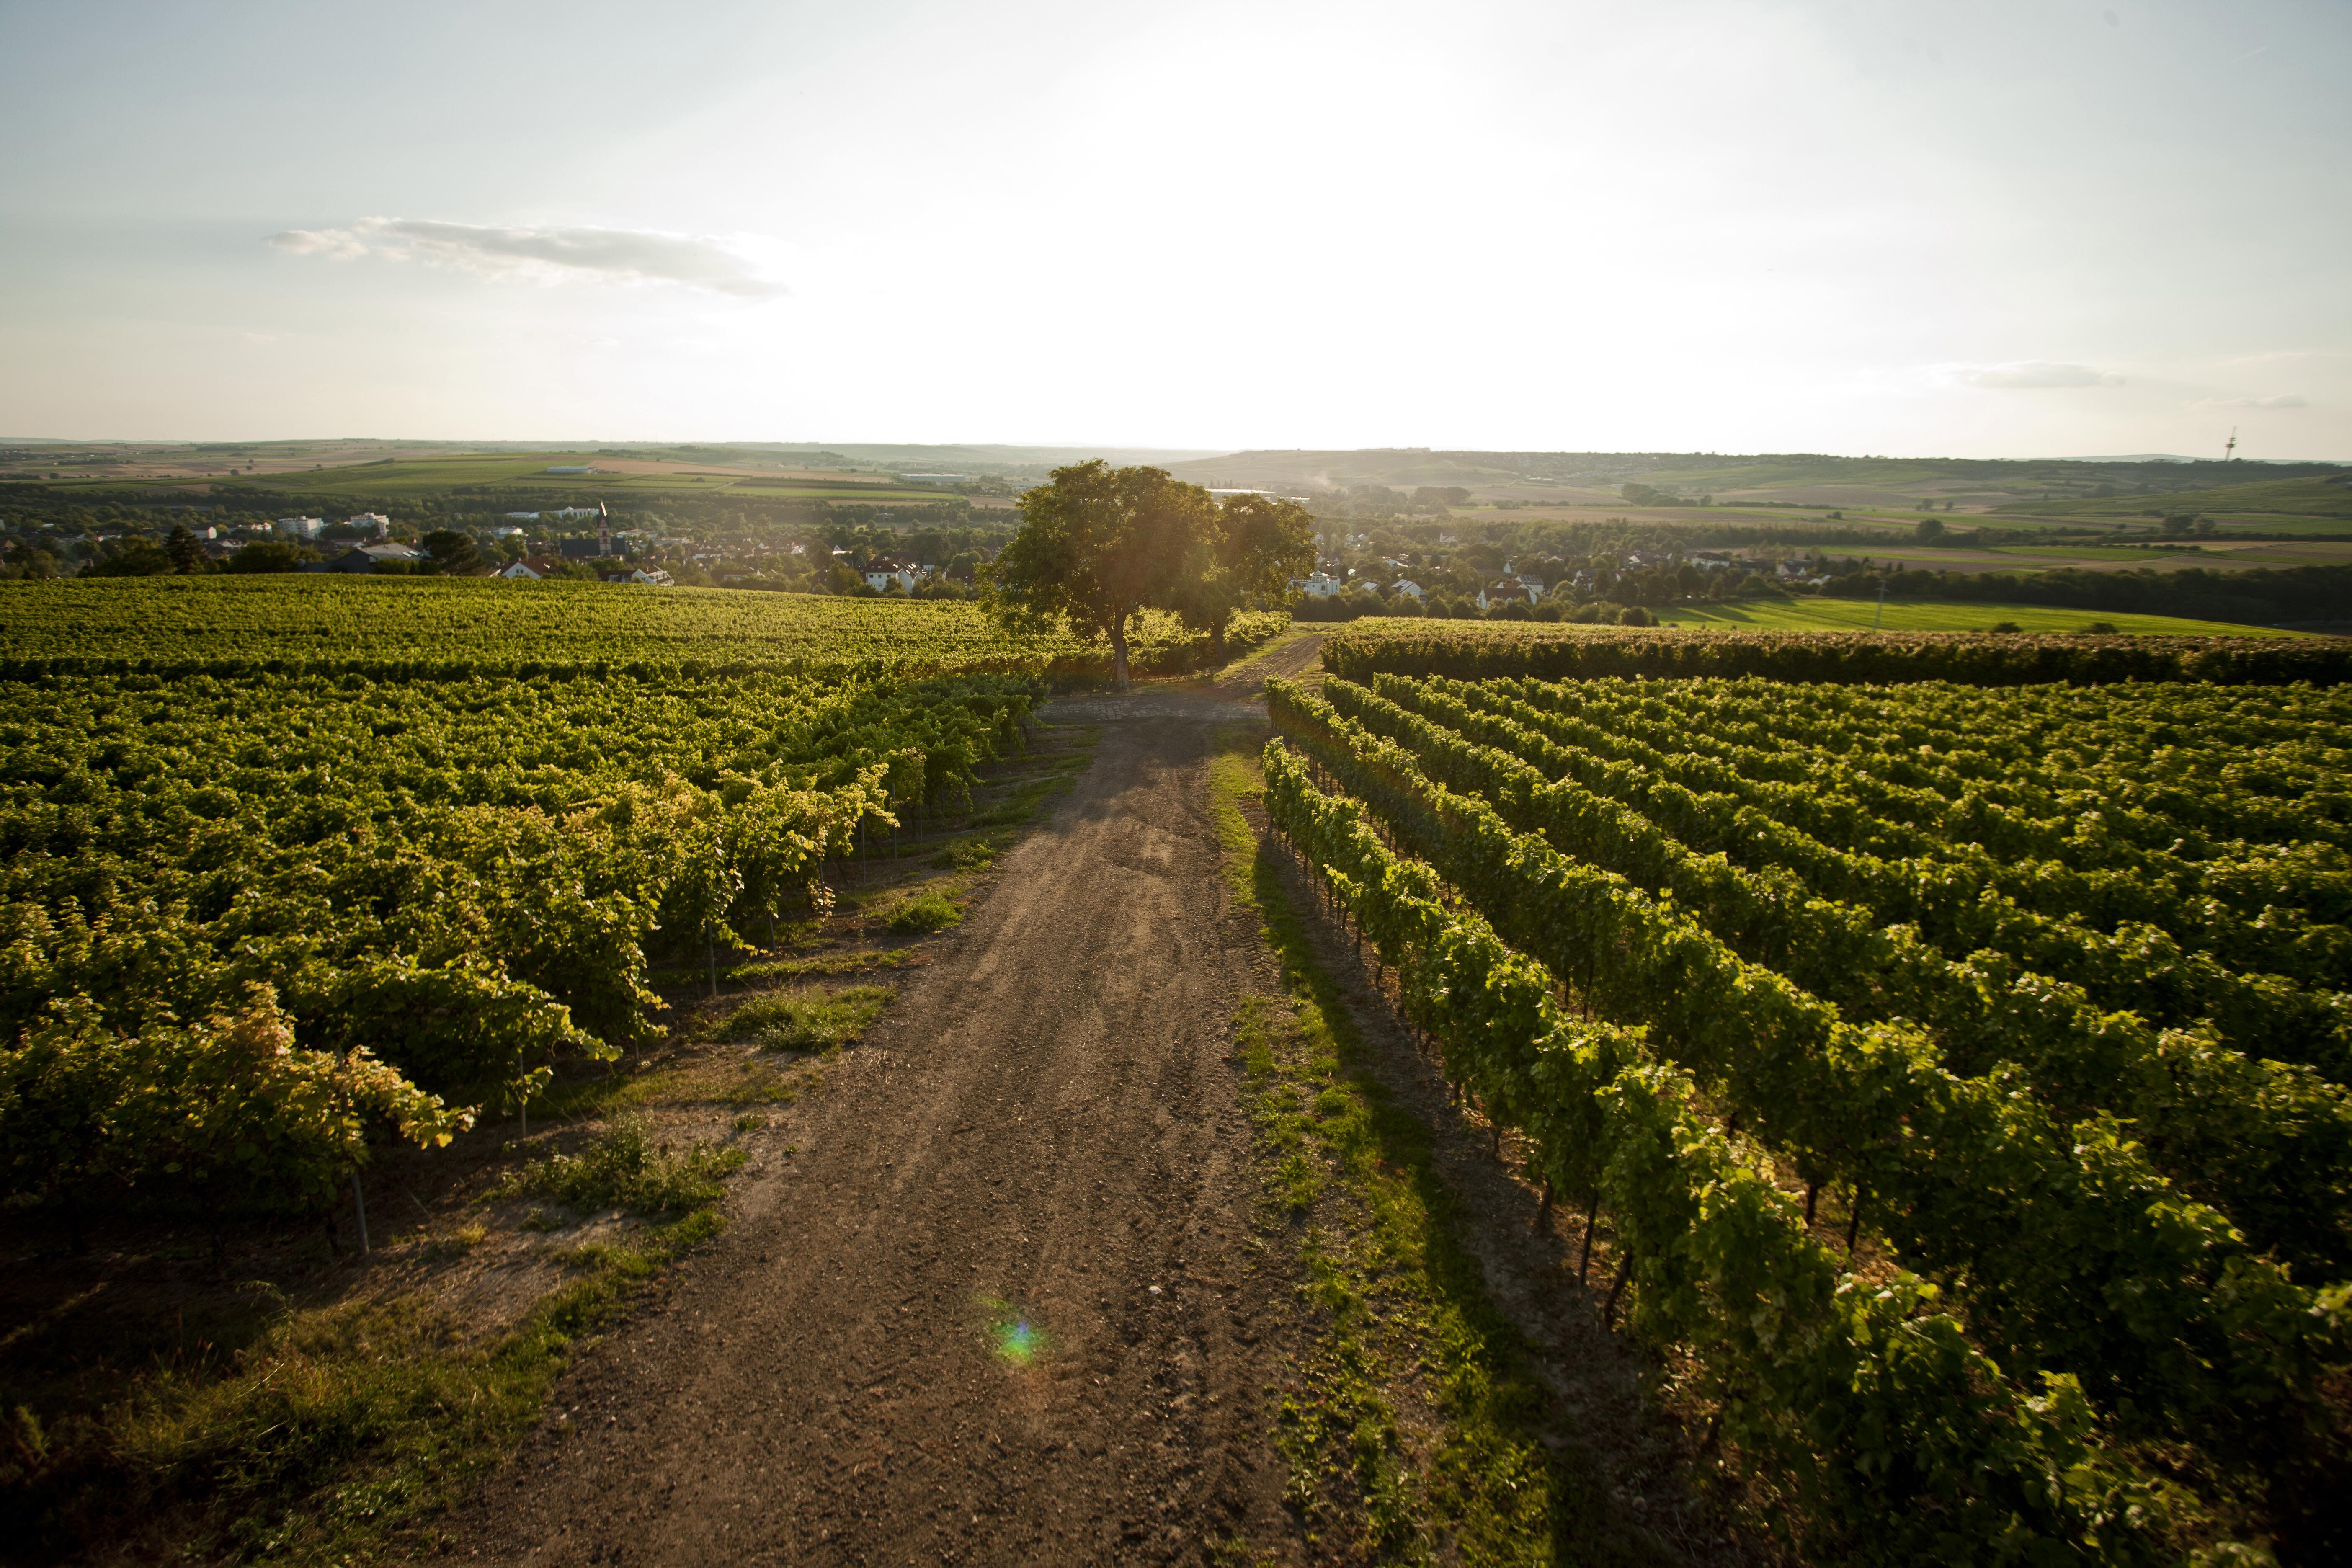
[720,984,891,1053]
[929,836,1003,872]
[725,948,910,984]
[499,1118,745,1216]
[886,889,963,935]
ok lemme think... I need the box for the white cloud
[2199,393,2308,410]
[266,217,785,297]
[1948,361,2123,389]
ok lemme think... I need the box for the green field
[1981,542,2198,561]
[1654,596,2305,636]
[2037,473,2352,525]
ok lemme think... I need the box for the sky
[1,0,2346,459]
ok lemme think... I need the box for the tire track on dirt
[439,694,1298,1567]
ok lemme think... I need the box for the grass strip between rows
[1208,726,1655,1567]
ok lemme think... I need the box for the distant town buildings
[273,515,325,539]
[862,558,924,593]
[1477,579,1539,610]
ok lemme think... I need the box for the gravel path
[442,666,1308,1566]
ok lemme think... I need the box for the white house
[504,511,542,521]
[273,516,325,539]
[1478,579,1539,610]
[1391,579,1425,602]
[346,513,391,538]
[1299,571,1346,598]
[602,567,674,586]
[862,559,923,593]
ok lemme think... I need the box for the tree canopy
[987,462,1217,688]
[1171,490,1316,660]
[422,529,482,574]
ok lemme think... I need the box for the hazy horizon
[4,0,2347,461]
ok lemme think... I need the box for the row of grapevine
[1315,673,2352,1274]
[1494,675,2352,864]
[1263,678,2346,1513]
[1259,741,2166,1563]
[1558,676,2351,830]
[1378,675,2352,1050]
[1440,676,2352,991]
[1318,621,2352,687]
[0,661,1042,1228]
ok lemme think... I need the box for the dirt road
[444,681,1298,1566]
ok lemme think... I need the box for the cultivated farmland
[1264,633,2352,1560]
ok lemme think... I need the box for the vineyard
[0,577,1292,1238]
[0,660,1047,1227]
[1318,618,2352,688]
[0,576,1286,677]
[1259,652,2352,1562]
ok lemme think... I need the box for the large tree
[1171,491,1315,660]
[421,529,482,575]
[987,461,1211,690]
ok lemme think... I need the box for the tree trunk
[1107,616,1131,692]
[1603,1251,1634,1329]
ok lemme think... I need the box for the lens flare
[977,1295,1048,1367]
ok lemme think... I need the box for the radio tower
[2224,427,2239,462]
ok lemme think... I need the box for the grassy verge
[1198,624,1318,685]
[0,1189,727,1565]
[1207,725,1659,1566]
[712,984,893,1053]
